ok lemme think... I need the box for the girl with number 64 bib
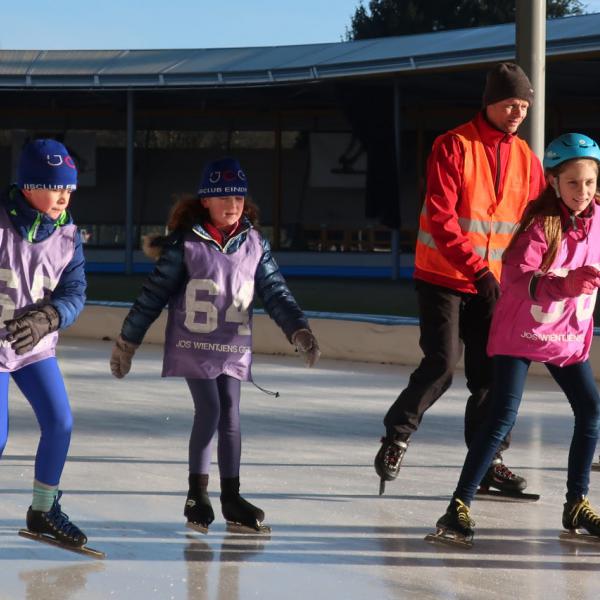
[110,157,319,534]
[428,133,600,547]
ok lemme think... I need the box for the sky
[1,0,600,51]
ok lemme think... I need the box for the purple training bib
[162,229,262,380]
[0,207,76,371]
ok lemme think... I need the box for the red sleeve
[528,152,546,200]
[425,134,487,280]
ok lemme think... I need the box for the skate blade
[424,529,473,549]
[378,479,386,496]
[476,488,540,502]
[226,522,271,535]
[185,522,209,535]
[18,529,106,559]
[559,530,600,545]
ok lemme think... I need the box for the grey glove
[291,328,321,368]
[4,305,60,355]
[110,335,140,379]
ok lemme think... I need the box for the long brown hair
[505,159,600,272]
[142,194,260,259]
[167,193,260,233]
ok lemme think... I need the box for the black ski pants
[383,280,510,451]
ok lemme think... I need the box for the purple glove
[536,265,600,300]
[474,269,501,301]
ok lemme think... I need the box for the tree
[346,0,585,40]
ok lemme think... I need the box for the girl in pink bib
[429,133,600,547]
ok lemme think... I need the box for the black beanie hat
[482,62,534,107]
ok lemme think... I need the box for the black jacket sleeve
[254,237,309,342]
[121,233,187,344]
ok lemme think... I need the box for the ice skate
[374,433,409,495]
[477,455,539,502]
[221,477,271,534]
[425,497,474,549]
[19,492,105,559]
[559,496,600,544]
[184,491,214,534]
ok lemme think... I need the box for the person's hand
[474,269,501,301]
[559,265,600,297]
[110,335,139,378]
[4,305,60,355]
[291,329,320,368]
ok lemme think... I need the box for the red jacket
[414,111,546,292]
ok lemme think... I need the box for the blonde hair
[506,158,599,272]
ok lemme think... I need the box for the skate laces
[46,497,82,539]
[381,437,406,469]
[493,463,517,481]
[454,498,475,528]
[574,498,600,527]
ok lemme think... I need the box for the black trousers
[384,280,510,451]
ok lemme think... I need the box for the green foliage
[346,0,585,40]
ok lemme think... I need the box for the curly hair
[166,194,259,233]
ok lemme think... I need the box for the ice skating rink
[1,339,599,600]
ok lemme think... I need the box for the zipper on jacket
[27,212,43,243]
[192,224,251,253]
[494,140,502,197]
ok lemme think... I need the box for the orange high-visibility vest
[415,121,532,291]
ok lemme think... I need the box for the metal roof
[1,13,600,89]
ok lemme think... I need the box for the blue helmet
[543,133,600,170]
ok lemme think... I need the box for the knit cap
[16,139,78,191]
[482,62,534,107]
[197,157,248,197]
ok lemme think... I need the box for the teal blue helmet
[543,133,600,170]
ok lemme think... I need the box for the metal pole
[516,0,546,160]
[272,114,282,250]
[125,89,134,275]
[391,80,402,281]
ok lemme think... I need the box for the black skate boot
[374,432,409,495]
[184,474,214,534]
[425,497,475,548]
[478,455,539,502]
[19,492,104,558]
[560,496,600,543]
[220,477,270,534]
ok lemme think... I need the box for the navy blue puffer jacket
[1,185,86,329]
[121,220,309,344]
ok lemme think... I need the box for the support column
[392,80,402,280]
[516,0,546,160]
[272,114,282,250]
[125,89,135,275]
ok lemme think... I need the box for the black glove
[4,305,61,355]
[474,269,501,302]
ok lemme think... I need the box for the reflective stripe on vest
[415,121,531,287]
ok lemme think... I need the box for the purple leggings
[186,374,241,478]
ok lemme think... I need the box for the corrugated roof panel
[29,50,123,75]
[0,50,41,75]
[99,49,197,74]
[1,13,600,88]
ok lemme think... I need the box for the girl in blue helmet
[426,133,600,547]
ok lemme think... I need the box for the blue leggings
[0,357,72,486]
[186,374,241,479]
[455,356,600,504]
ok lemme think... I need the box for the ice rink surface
[1,339,600,600]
